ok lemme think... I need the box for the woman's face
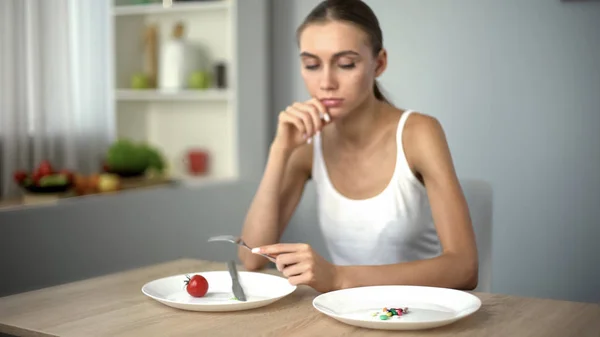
[298,20,385,119]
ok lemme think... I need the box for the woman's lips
[320,98,344,108]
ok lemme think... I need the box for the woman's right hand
[273,98,331,152]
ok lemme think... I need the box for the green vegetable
[105,139,166,174]
[139,143,166,172]
[38,174,68,187]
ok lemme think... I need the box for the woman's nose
[319,67,338,91]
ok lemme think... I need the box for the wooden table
[0,259,598,337]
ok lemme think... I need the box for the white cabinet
[111,0,269,185]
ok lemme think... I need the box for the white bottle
[159,22,200,92]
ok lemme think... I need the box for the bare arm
[336,113,479,290]
[238,143,312,271]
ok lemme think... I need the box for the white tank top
[311,110,442,266]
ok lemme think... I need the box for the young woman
[238,0,478,293]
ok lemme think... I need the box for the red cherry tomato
[37,160,53,176]
[32,172,44,185]
[13,170,27,183]
[184,274,208,297]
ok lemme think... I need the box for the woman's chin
[325,107,350,121]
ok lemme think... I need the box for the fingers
[277,99,331,145]
[287,272,312,287]
[275,251,312,271]
[253,243,310,255]
[287,104,315,139]
[281,261,309,277]
[307,98,331,123]
[292,102,322,137]
[273,252,297,272]
[278,110,306,137]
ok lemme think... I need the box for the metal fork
[207,235,277,263]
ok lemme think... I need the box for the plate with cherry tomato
[141,271,296,312]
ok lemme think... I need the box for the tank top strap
[397,109,414,138]
[394,110,421,183]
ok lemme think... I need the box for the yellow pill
[386,312,392,317]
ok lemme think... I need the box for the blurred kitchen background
[0,0,598,305]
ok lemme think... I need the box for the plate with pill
[312,285,481,330]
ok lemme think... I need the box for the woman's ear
[375,48,388,77]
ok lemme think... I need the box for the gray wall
[0,0,270,297]
[273,0,600,303]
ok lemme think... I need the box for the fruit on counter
[105,139,166,175]
[74,174,89,195]
[97,174,120,193]
[13,170,28,184]
[72,173,121,195]
[38,174,69,187]
[88,174,100,190]
[36,160,53,176]
[13,160,75,189]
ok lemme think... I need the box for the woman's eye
[304,64,319,70]
[339,63,355,69]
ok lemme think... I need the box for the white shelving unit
[111,0,239,184]
[113,1,230,16]
[116,88,231,102]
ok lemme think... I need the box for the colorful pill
[379,314,389,320]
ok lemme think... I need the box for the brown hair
[296,0,389,103]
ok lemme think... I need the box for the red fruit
[37,160,53,176]
[184,274,209,297]
[13,170,27,183]
[32,172,44,185]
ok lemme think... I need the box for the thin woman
[239,0,479,293]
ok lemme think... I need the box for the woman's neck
[332,95,388,150]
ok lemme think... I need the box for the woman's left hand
[252,243,342,293]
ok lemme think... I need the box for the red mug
[185,149,209,175]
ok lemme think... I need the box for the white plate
[142,271,296,312]
[312,285,481,330]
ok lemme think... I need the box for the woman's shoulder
[401,110,452,175]
[402,111,445,141]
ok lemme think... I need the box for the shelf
[115,89,232,102]
[112,0,244,185]
[113,1,230,16]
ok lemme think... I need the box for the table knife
[227,260,247,301]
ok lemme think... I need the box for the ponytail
[373,80,389,103]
